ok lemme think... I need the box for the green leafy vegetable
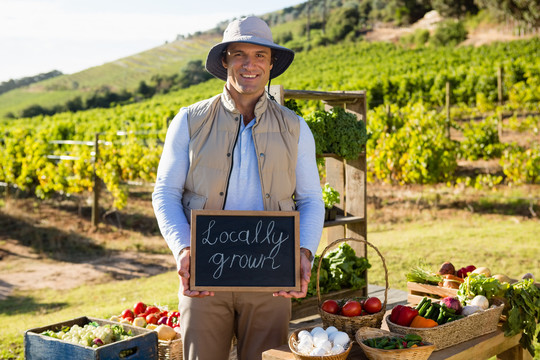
[305,107,368,160]
[456,273,508,304]
[322,183,340,209]
[502,279,540,357]
[296,243,371,303]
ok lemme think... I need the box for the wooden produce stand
[262,328,530,360]
[269,86,369,319]
[263,310,532,360]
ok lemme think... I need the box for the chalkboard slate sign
[190,210,300,292]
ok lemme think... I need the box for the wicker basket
[385,299,505,350]
[355,327,436,360]
[158,334,183,360]
[288,326,353,360]
[317,237,389,337]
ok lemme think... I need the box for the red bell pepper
[390,305,404,323]
[396,306,419,327]
[167,313,180,328]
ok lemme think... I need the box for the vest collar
[220,86,269,120]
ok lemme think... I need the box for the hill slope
[0,34,219,118]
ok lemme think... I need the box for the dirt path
[0,194,177,300]
[0,238,176,300]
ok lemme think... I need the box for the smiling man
[152,16,325,360]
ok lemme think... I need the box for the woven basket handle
[316,237,389,311]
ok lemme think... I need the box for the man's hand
[273,248,312,298]
[177,247,214,298]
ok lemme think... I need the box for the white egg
[332,331,350,347]
[312,331,329,347]
[319,340,332,352]
[328,331,339,342]
[310,327,325,336]
[297,330,312,342]
[330,344,345,355]
[298,336,313,348]
[325,326,338,335]
[296,340,313,355]
[310,347,328,356]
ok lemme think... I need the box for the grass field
[0,184,539,359]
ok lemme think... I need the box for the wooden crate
[25,316,158,360]
[407,282,458,306]
[408,279,540,306]
[291,287,364,319]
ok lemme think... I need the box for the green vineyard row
[1,38,538,209]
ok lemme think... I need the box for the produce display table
[262,311,532,360]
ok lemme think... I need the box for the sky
[0,0,305,83]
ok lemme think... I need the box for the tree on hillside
[430,20,468,46]
[136,81,155,99]
[178,60,213,88]
[475,0,540,27]
[326,6,360,41]
[373,0,431,25]
[431,0,479,19]
[66,96,83,112]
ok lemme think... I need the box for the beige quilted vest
[181,87,300,221]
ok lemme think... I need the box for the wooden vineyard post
[497,66,504,106]
[91,133,100,227]
[446,81,451,139]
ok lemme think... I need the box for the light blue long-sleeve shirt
[152,104,325,267]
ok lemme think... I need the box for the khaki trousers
[179,291,291,360]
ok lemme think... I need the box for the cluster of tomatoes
[115,301,180,329]
[321,297,382,317]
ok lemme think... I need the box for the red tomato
[133,301,147,316]
[121,309,135,319]
[341,300,362,317]
[146,306,160,314]
[146,313,159,325]
[363,297,382,314]
[321,300,340,314]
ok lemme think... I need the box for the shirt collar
[221,86,269,120]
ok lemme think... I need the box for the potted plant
[322,183,340,221]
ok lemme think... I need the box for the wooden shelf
[324,215,365,228]
[270,85,368,300]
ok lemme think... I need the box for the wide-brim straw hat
[205,16,295,81]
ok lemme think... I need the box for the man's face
[222,42,273,98]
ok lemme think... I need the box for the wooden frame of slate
[190,209,300,292]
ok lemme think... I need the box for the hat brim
[205,40,295,81]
